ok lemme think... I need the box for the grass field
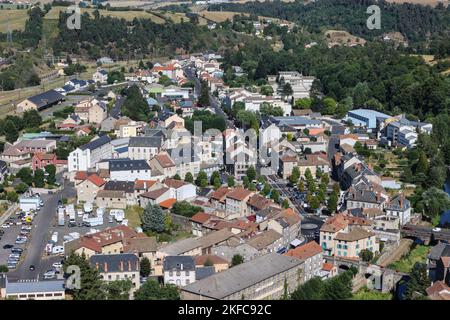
[125,205,144,229]
[0,9,29,32]
[352,287,393,300]
[388,245,429,274]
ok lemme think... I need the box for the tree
[142,204,165,233]
[227,176,235,187]
[322,97,337,115]
[198,80,210,107]
[290,166,300,184]
[282,199,289,209]
[104,280,132,300]
[420,187,450,221]
[6,191,19,203]
[63,252,105,300]
[134,280,180,300]
[210,171,221,185]
[173,174,181,180]
[328,192,339,213]
[45,164,56,185]
[405,263,430,300]
[23,109,42,128]
[262,183,271,196]
[14,182,29,194]
[231,254,244,266]
[4,120,18,143]
[246,165,256,181]
[298,180,305,192]
[107,70,125,84]
[213,177,222,190]
[171,201,202,217]
[33,168,45,188]
[195,170,208,187]
[121,85,149,121]
[140,257,151,277]
[248,182,256,191]
[415,151,429,176]
[271,189,280,203]
[359,249,374,262]
[184,172,194,183]
[260,85,273,96]
[16,168,33,186]
[282,82,293,98]
[0,265,8,273]
[294,97,312,109]
[291,277,324,300]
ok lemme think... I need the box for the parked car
[29,265,35,271]
[3,244,14,249]
[1,224,10,228]
[11,248,23,254]
[52,262,63,269]
[43,270,56,279]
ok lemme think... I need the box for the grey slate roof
[104,180,135,193]
[347,189,382,204]
[109,159,150,171]
[428,242,450,261]
[129,136,163,148]
[181,253,303,299]
[163,255,196,271]
[6,279,65,294]
[160,237,200,255]
[195,266,215,280]
[90,253,139,273]
[386,194,410,211]
[79,135,111,151]
[28,90,65,109]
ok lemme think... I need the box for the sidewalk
[0,203,19,226]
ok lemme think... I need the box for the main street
[7,176,76,281]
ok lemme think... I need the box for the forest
[209,0,450,50]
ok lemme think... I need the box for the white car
[43,270,56,279]
[2,224,10,228]
[432,227,442,232]
[52,262,63,269]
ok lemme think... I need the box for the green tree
[23,109,42,128]
[294,97,312,109]
[0,265,8,273]
[195,170,208,187]
[7,191,19,203]
[17,168,33,185]
[140,257,151,277]
[262,183,271,196]
[420,187,450,221]
[33,168,45,188]
[260,85,273,96]
[63,252,105,300]
[173,174,181,180]
[4,120,18,143]
[213,177,222,190]
[271,189,280,203]
[184,172,194,183]
[290,166,300,184]
[282,82,293,97]
[227,175,235,187]
[291,277,324,300]
[171,201,202,217]
[405,263,430,300]
[231,254,244,266]
[415,151,429,176]
[359,249,374,262]
[322,97,337,115]
[14,182,29,194]
[142,204,165,233]
[246,165,256,181]
[298,180,305,192]
[210,171,221,185]
[198,80,210,107]
[134,280,180,300]
[104,280,132,300]
[45,164,56,185]
[121,85,149,121]
[282,199,290,209]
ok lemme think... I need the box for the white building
[163,256,196,287]
[164,178,197,201]
[68,135,112,172]
[109,159,152,182]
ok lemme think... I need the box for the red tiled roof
[140,187,170,200]
[210,186,231,202]
[190,212,213,224]
[226,188,253,201]
[195,255,229,266]
[33,153,56,161]
[87,174,105,187]
[159,198,177,209]
[74,171,88,181]
[164,178,188,189]
[134,180,157,190]
[155,153,175,168]
[322,262,335,271]
[285,241,322,260]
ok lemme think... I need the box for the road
[8,177,76,281]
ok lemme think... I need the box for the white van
[52,246,64,255]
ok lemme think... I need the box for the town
[0,0,449,302]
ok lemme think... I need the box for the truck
[66,204,75,216]
[51,232,58,243]
[86,216,103,227]
[58,211,65,226]
[96,207,105,217]
[84,202,93,214]
[19,196,41,212]
[111,209,125,222]
[69,211,76,224]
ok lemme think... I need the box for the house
[225,188,254,220]
[32,153,57,171]
[128,136,163,161]
[247,193,278,215]
[346,187,388,211]
[90,253,140,298]
[74,98,107,124]
[210,186,232,211]
[75,172,106,203]
[68,135,112,172]
[279,153,298,179]
[103,181,137,206]
[163,256,196,287]
[158,238,202,258]
[139,187,171,207]
[17,90,65,112]
[96,190,127,209]
[345,109,390,129]
[320,214,378,258]
[285,241,323,282]
[64,225,143,258]
[1,146,31,164]
[385,194,411,225]
[426,281,450,300]
[246,229,284,255]
[297,154,330,178]
[109,159,151,182]
[123,236,158,269]
[181,253,305,300]
[427,242,450,283]
[0,275,65,300]
[149,152,177,178]
[9,139,56,154]
[163,178,196,201]
[92,68,108,83]
[198,229,235,255]
[266,208,301,250]
[194,255,229,273]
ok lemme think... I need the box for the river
[440,179,450,226]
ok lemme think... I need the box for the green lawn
[125,205,144,229]
[352,287,393,300]
[388,245,429,273]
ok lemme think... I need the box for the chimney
[399,195,404,208]
[95,262,99,270]
[144,181,147,190]
[128,261,132,271]
[104,262,108,273]
[120,261,124,272]
[376,192,381,203]
[180,263,184,271]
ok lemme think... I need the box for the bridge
[324,255,408,293]
[401,224,450,244]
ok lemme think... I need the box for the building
[128,136,163,161]
[225,188,254,220]
[194,255,229,273]
[346,187,388,211]
[385,194,411,226]
[31,153,57,171]
[163,256,196,287]
[345,109,390,129]
[139,187,171,207]
[164,178,196,201]
[75,172,106,203]
[109,159,152,182]
[180,253,304,300]
[285,241,323,282]
[297,154,330,178]
[0,276,65,300]
[17,90,65,112]
[92,68,108,83]
[68,135,112,172]
[90,253,140,298]
[74,98,107,124]
[96,190,127,209]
